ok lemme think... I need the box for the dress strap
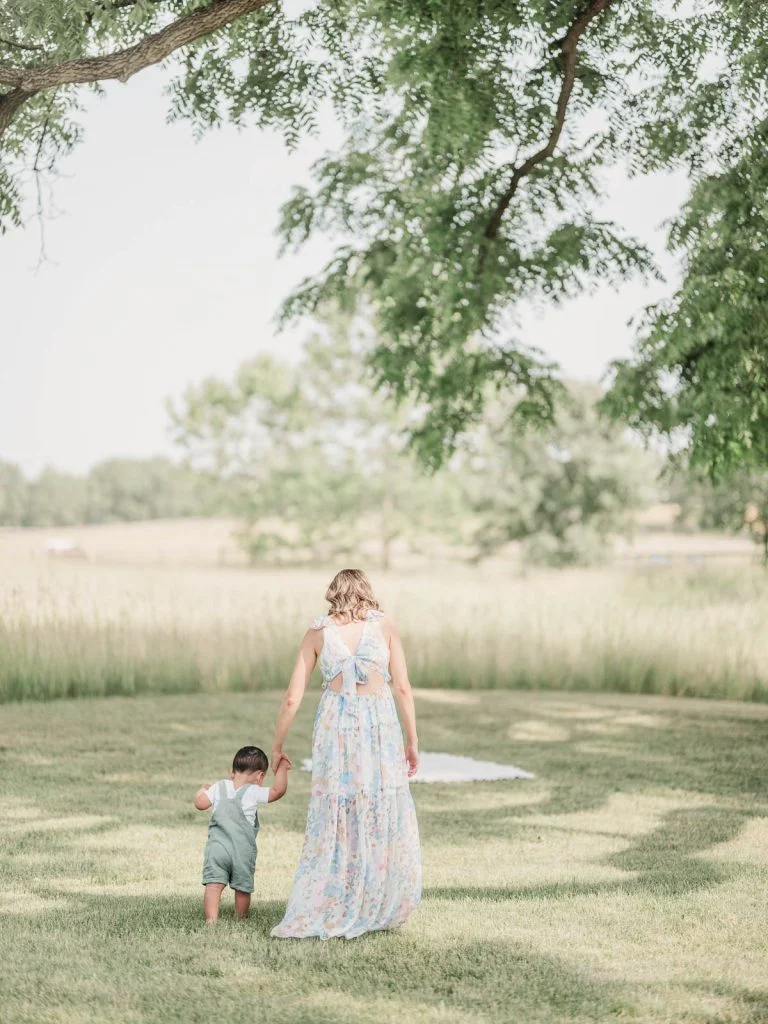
[311,615,330,630]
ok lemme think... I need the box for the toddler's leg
[203,883,226,924]
[234,890,251,920]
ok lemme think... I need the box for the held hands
[271,749,293,773]
[405,741,419,778]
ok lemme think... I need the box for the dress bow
[340,655,372,696]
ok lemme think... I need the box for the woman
[271,568,421,939]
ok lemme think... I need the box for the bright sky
[1,70,690,477]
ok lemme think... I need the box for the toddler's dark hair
[232,746,268,774]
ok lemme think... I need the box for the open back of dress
[316,612,391,695]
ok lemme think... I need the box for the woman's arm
[388,620,419,777]
[271,630,317,770]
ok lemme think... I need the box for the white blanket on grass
[300,752,535,784]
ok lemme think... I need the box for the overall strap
[217,780,229,800]
[236,785,259,833]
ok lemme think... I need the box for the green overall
[202,782,259,893]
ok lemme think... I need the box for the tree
[23,467,89,527]
[0,459,27,525]
[168,314,465,566]
[3,2,766,467]
[463,381,656,567]
[603,121,768,477]
[86,456,212,521]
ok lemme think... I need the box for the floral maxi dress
[271,610,422,939]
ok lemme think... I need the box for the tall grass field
[0,521,765,703]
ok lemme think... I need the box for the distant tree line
[5,314,765,567]
[0,457,216,529]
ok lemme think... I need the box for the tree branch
[0,37,46,53]
[0,0,274,138]
[0,87,35,136]
[483,0,614,242]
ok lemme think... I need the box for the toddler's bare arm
[193,785,213,810]
[268,758,291,802]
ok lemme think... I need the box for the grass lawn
[1,689,767,1024]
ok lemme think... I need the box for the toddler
[194,745,290,923]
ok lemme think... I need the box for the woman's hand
[271,747,285,773]
[405,740,419,778]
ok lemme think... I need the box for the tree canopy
[603,121,768,476]
[2,1,766,469]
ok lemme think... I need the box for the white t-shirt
[205,780,271,826]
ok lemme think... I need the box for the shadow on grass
[688,981,768,1024]
[329,937,635,1022]
[7,884,768,1024]
[14,888,287,936]
[414,700,768,846]
[10,890,640,1022]
[426,804,751,903]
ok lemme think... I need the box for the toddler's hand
[274,753,293,772]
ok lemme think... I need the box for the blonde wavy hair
[325,568,381,623]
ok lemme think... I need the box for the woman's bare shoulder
[301,624,324,652]
[377,614,400,640]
